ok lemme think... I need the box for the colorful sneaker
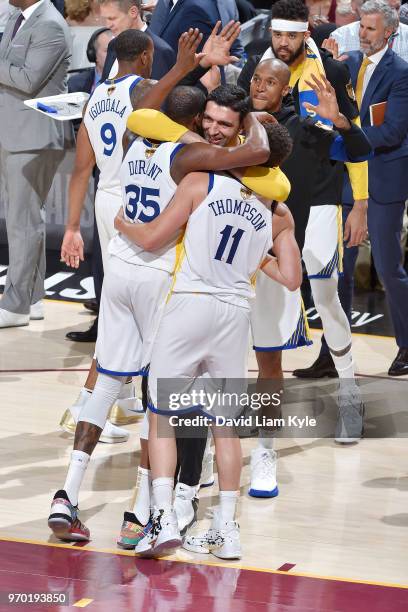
[48,490,90,542]
[174,483,198,535]
[183,512,241,560]
[199,450,215,488]
[335,385,364,444]
[135,507,181,558]
[248,448,279,498]
[117,512,152,550]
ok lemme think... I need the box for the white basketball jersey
[83,74,143,194]
[173,173,273,308]
[109,140,185,272]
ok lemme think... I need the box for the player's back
[83,75,143,194]
[109,139,184,272]
[173,173,273,308]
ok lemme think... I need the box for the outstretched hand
[175,28,205,74]
[200,20,241,68]
[302,73,341,123]
[322,37,349,62]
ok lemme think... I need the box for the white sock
[258,430,274,450]
[63,450,90,506]
[152,477,174,510]
[130,467,151,525]
[219,490,239,522]
[331,348,355,379]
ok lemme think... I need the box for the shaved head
[257,59,291,86]
[250,59,291,113]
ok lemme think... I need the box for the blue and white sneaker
[248,448,279,498]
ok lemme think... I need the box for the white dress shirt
[331,19,408,64]
[14,0,45,34]
[362,44,389,98]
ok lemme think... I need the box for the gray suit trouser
[0,145,64,314]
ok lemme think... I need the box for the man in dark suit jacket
[99,0,176,81]
[337,1,408,375]
[149,0,221,51]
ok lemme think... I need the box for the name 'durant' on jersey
[208,199,267,231]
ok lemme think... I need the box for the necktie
[11,13,24,41]
[355,56,372,109]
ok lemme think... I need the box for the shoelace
[254,452,275,479]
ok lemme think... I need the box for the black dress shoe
[66,318,98,343]
[388,348,408,377]
[83,300,99,314]
[293,354,338,379]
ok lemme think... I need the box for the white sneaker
[135,507,181,558]
[0,307,29,328]
[199,450,215,488]
[174,482,198,534]
[183,511,241,560]
[110,382,144,426]
[248,448,279,498]
[335,385,364,444]
[30,300,44,320]
[59,388,129,443]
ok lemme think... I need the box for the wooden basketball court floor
[0,299,407,610]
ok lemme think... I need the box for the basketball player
[113,121,298,559]
[59,29,155,444]
[248,59,372,497]
[48,77,288,544]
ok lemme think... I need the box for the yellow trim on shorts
[166,235,186,303]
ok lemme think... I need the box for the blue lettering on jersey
[88,98,127,120]
[127,159,163,181]
[207,199,267,232]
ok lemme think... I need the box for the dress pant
[0,146,64,314]
[320,198,408,354]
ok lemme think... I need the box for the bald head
[250,58,291,113]
[257,59,291,86]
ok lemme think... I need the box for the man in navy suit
[323,0,408,376]
[99,0,176,81]
[149,0,221,51]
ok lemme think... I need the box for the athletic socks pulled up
[63,450,90,506]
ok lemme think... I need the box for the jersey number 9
[100,123,117,156]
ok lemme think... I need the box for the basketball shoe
[59,388,129,443]
[248,448,279,498]
[335,385,364,444]
[117,512,152,549]
[134,507,182,558]
[183,510,241,560]
[109,382,144,426]
[174,483,199,535]
[48,490,90,542]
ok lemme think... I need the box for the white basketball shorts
[147,293,250,415]
[96,254,171,376]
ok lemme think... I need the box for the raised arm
[61,123,95,268]
[261,203,302,291]
[130,22,241,112]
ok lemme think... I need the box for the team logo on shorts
[346,80,356,101]
[240,186,253,200]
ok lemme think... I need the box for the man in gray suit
[0,0,72,327]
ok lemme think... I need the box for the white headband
[271,19,309,32]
